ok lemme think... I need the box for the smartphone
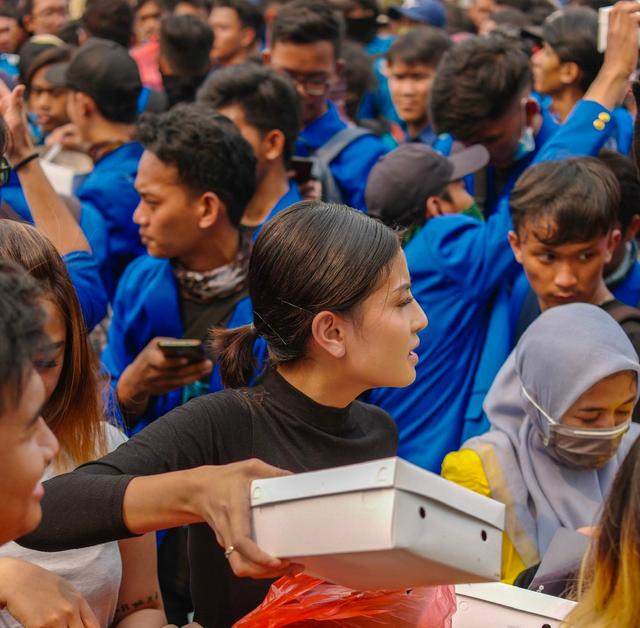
[158,339,205,361]
[598,5,640,52]
[290,156,314,184]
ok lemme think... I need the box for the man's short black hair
[82,0,134,48]
[212,0,264,42]
[542,8,602,94]
[386,25,451,68]
[0,2,18,20]
[599,150,640,234]
[271,0,343,58]
[0,260,45,417]
[160,14,212,75]
[135,103,257,226]
[510,157,619,245]
[197,63,301,162]
[430,36,531,141]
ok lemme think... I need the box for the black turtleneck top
[20,369,398,627]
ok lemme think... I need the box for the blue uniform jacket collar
[296,101,346,155]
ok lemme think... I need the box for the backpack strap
[314,125,373,165]
[310,125,374,204]
[605,301,640,326]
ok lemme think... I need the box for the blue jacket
[251,181,302,242]
[611,259,640,307]
[3,171,110,278]
[63,251,109,332]
[478,105,558,216]
[75,142,145,296]
[366,99,618,472]
[296,102,388,211]
[102,254,265,432]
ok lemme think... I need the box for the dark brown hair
[211,201,401,388]
[0,260,45,416]
[430,36,531,141]
[510,157,619,246]
[0,222,106,468]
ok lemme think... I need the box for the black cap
[366,143,489,226]
[45,38,142,123]
[18,34,67,84]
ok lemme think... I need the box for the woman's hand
[0,557,99,627]
[185,459,304,580]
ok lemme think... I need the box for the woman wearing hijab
[442,303,640,584]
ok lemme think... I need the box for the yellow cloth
[441,449,527,584]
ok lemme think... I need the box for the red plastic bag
[233,573,457,627]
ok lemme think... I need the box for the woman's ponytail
[210,324,258,389]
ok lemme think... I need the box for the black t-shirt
[21,368,398,626]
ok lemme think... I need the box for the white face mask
[512,125,535,162]
[521,386,630,469]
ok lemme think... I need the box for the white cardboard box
[251,457,505,590]
[454,583,577,627]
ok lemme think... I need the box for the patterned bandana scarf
[173,231,252,303]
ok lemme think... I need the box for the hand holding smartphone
[157,339,205,362]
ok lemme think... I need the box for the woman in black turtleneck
[20,201,428,626]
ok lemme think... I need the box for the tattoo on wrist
[114,591,161,618]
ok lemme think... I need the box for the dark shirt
[20,368,398,626]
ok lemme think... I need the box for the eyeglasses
[277,69,331,97]
[0,156,11,187]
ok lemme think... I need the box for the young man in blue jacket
[46,38,145,296]
[364,2,640,472]
[197,64,303,240]
[265,0,387,211]
[102,103,263,434]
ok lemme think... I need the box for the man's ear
[508,230,524,264]
[559,61,580,87]
[198,191,222,229]
[425,196,443,219]
[625,214,640,241]
[334,57,345,79]
[74,92,96,119]
[21,13,33,33]
[310,310,346,359]
[263,128,286,162]
[241,26,257,50]
[605,228,622,263]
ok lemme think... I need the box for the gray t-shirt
[0,424,127,628]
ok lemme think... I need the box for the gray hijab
[464,303,640,566]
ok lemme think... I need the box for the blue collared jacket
[63,251,109,332]
[296,102,388,211]
[251,181,302,242]
[76,142,145,297]
[102,254,266,433]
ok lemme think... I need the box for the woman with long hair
[20,201,428,626]
[0,221,165,627]
[563,435,640,627]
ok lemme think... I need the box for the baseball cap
[45,38,142,123]
[366,143,489,226]
[18,35,67,85]
[388,0,446,29]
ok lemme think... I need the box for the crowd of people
[1,0,640,624]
